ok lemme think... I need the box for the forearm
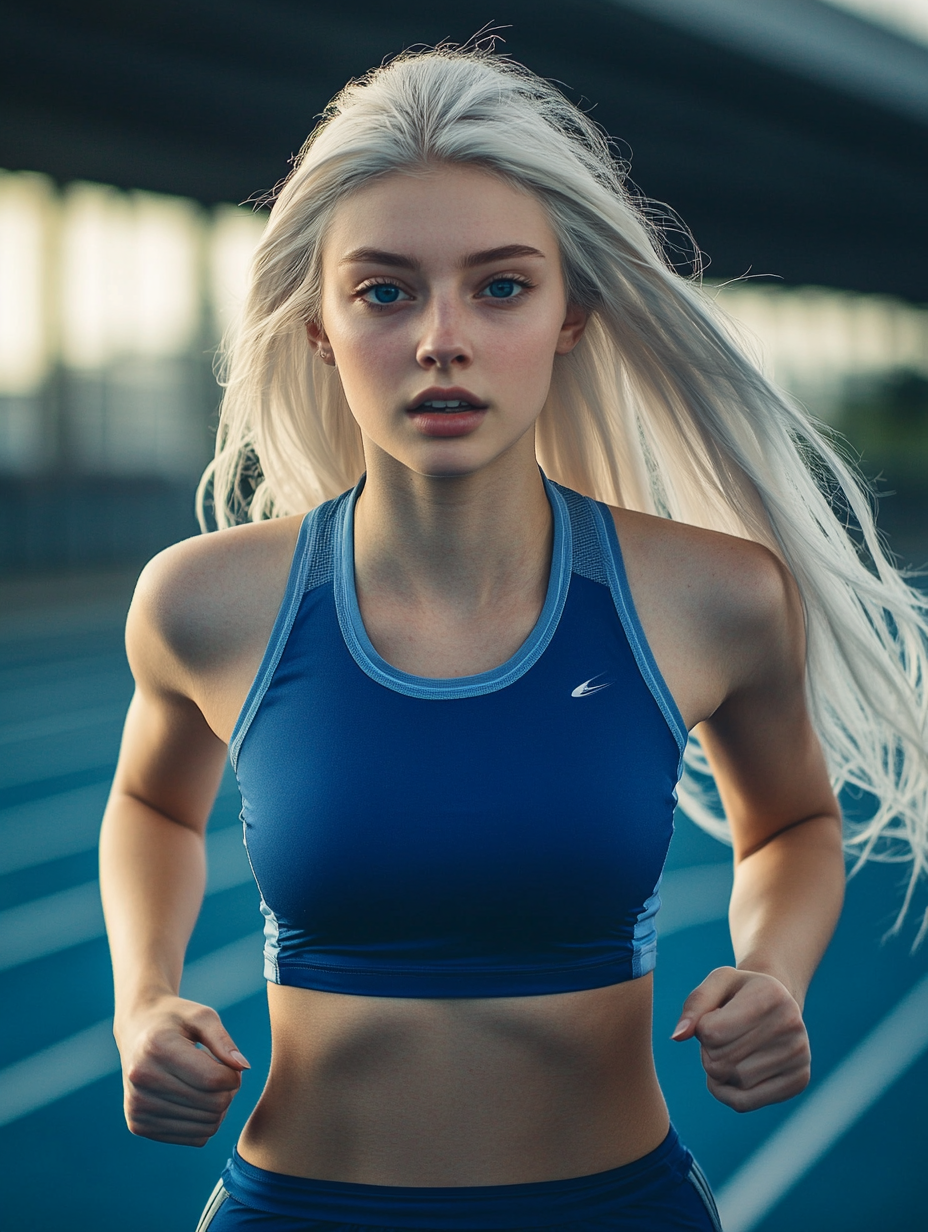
[729,813,845,1007]
[99,791,206,1028]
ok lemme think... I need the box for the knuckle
[753,983,784,1015]
[701,967,735,995]
[190,1004,221,1029]
[126,1061,155,1089]
[126,1114,156,1139]
[790,1036,812,1064]
[138,1033,172,1066]
[124,1091,148,1118]
[720,1085,752,1113]
[709,965,737,981]
[203,1067,237,1093]
[699,1023,724,1049]
[791,1066,811,1095]
[702,1055,730,1081]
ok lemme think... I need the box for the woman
[100,48,928,1232]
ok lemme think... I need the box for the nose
[415,294,473,371]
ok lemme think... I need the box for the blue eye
[366,284,402,304]
[485,279,521,299]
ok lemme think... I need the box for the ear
[305,320,336,365]
[555,303,588,355]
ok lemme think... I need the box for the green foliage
[836,370,928,493]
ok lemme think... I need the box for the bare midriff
[236,975,669,1186]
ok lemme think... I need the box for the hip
[197,1128,722,1232]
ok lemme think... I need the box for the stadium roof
[1,0,926,299]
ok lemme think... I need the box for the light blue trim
[333,476,573,699]
[259,897,281,983]
[591,501,688,754]
[228,508,322,770]
[631,882,662,978]
[687,1163,724,1232]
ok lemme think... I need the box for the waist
[223,1127,692,1229]
[240,979,668,1186]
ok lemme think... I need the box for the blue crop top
[230,477,687,998]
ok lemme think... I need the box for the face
[308,164,586,478]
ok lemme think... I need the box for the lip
[406,386,489,413]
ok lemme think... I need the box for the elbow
[736,809,843,865]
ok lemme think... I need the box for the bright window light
[131,192,201,358]
[60,184,202,369]
[0,172,53,394]
[60,183,130,369]
[713,282,928,414]
[208,204,267,335]
[821,0,928,46]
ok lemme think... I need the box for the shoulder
[607,506,803,715]
[126,516,305,693]
[613,508,797,626]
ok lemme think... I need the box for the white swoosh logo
[571,675,610,698]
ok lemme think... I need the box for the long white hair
[199,46,928,938]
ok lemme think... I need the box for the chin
[414,456,491,480]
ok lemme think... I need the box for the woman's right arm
[99,552,251,1147]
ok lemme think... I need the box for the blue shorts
[195,1128,721,1231]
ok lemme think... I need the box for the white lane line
[0,933,264,1129]
[0,703,128,746]
[0,780,242,876]
[0,882,104,972]
[716,969,928,1232]
[0,783,111,877]
[658,863,732,937]
[0,825,254,973]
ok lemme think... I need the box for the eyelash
[354,273,535,309]
[477,274,534,300]
[355,277,411,309]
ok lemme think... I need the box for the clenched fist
[116,995,251,1146]
[672,966,810,1112]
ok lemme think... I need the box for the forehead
[323,164,557,265]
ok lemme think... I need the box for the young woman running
[100,48,928,1232]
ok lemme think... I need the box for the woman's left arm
[671,549,845,1111]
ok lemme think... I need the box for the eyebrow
[339,244,546,270]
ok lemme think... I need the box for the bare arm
[100,551,253,1146]
[671,550,844,1110]
[101,520,299,1145]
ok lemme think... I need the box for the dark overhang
[1,0,926,299]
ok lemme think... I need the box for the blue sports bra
[231,477,687,998]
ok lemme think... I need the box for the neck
[352,438,552,612]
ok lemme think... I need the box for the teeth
[421,399,471,410]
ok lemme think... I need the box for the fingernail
[230,1050,251,1069]
[671,1018,691,1040]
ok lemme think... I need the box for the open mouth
[406,392,488,437]
[411,399,485,412]
[407,388,489,415]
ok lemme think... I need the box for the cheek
[486,312,563,387]
[330,318,408,402]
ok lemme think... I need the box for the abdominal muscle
[236,975,669,1187]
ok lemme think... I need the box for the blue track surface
[0,572,925,1231]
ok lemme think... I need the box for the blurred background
[1,1,926,1229]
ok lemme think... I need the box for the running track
[0,570,925,1230]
